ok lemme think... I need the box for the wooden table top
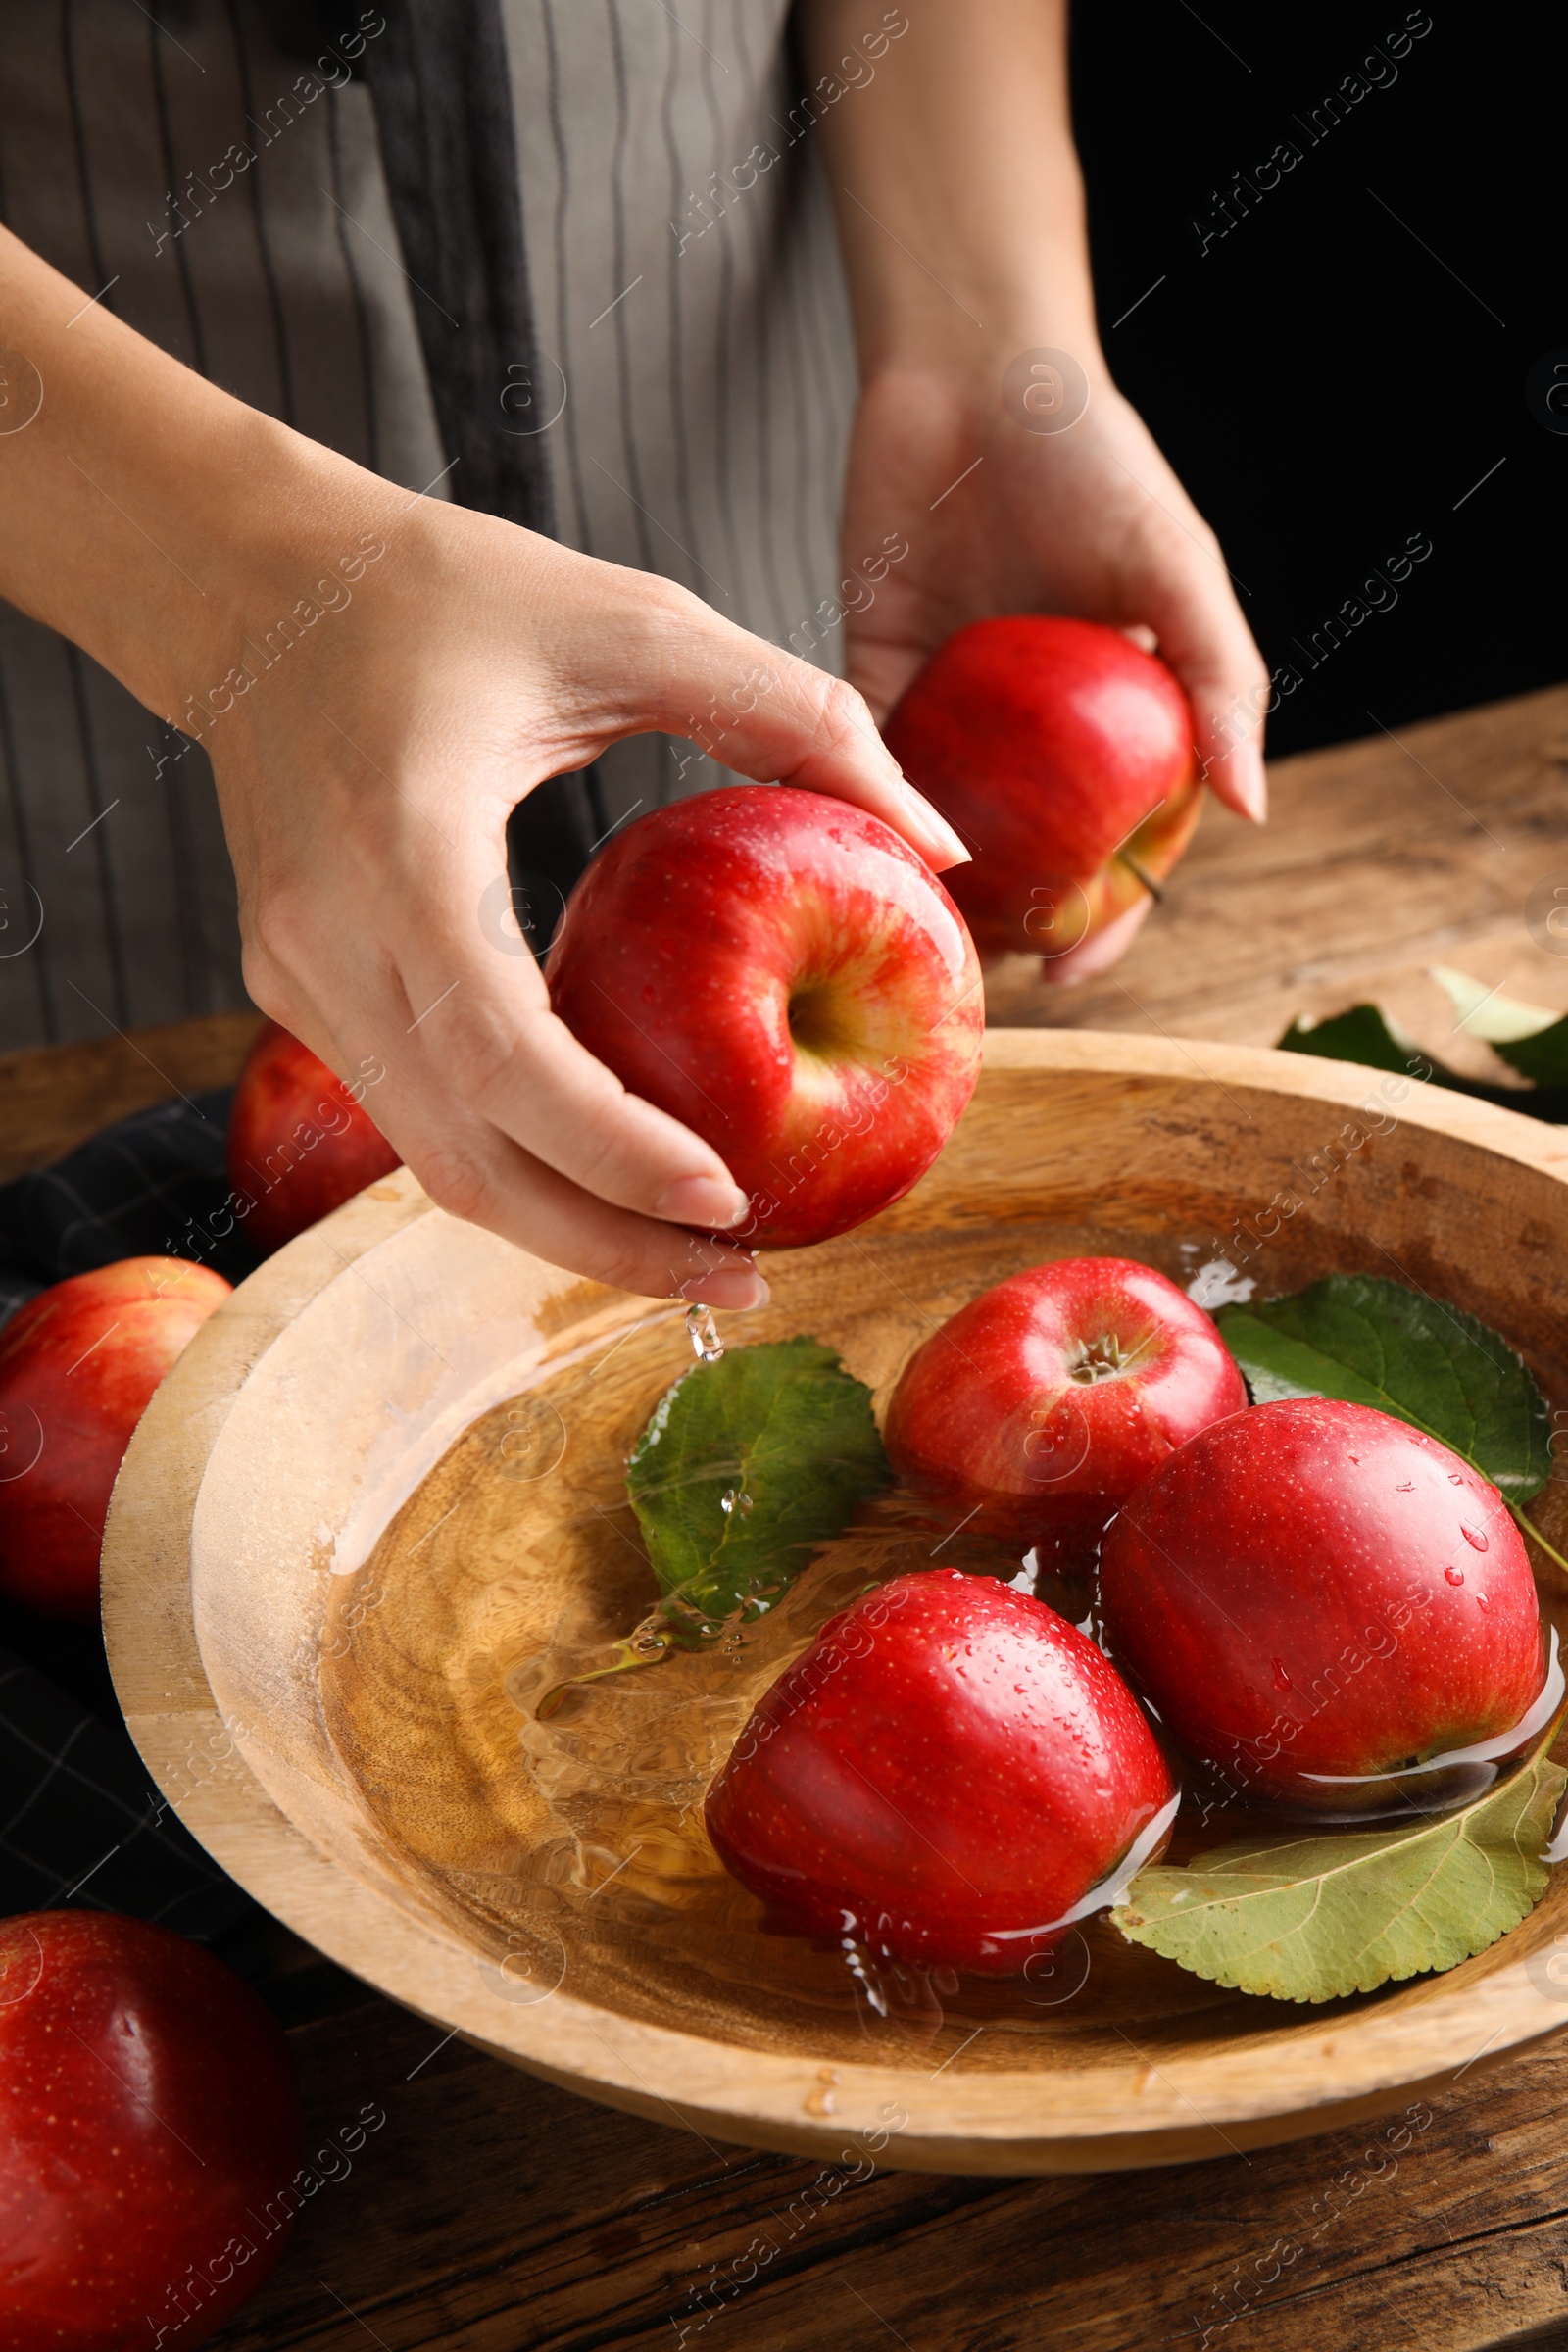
[9,685,1568,2351]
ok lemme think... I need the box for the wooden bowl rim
[102,1030,1568,2172]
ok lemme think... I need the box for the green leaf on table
[1215,1273,1551,1503]
[627,1337,890,1642]
[1277,998,1568,1123]
[1111,1725,1567,2003]
[1277,1003,1424,1078]
[1429,964,1568,1087]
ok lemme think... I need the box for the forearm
[797,0,1098,369]
[0,227,387,725]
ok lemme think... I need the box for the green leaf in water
[627,1337,891,1644]
[1215,1272,1551,1505]
[1112,1716,1568,2003]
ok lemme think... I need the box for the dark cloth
[0,1090,261,1325]
[362,0,606,877]
[0,1097,268,1950]
[0,1645,253,1946]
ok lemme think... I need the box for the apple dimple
[546,787,985,1250]
[884,1256,1248,1548]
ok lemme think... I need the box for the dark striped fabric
[0,0,856,1053]
[511,0,857,829]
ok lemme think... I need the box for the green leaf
[1111,1723,1567,2003]
[1428,964,1568,1087]
[626,1338,890,1642]
[1276,1000,1568,1123]
[1215,1273,1551,1503]
[1277,1003,1421,1077]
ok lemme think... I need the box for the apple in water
[227,1018,399,1256]
[885,1257,1247,1552]
[883,615,1200,976]
[705,1569,1175,1974]
[0,1911,301,2349]
[0,1257,231,1620]
[1098,1396,1547,1814]
[546,786,984,1250]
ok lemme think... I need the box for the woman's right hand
[0,223,967,1307]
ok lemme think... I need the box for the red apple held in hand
[1098,1397,1548,1815]
[0,1911,301,2351]
[883,615,1200,976]
[0,1257,231,1621]
[705,1569,1176,1974]
[227,1019,399,1256]
[885,1257,1247,1552]
[546,786,984,1250]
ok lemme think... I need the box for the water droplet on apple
[1460,1522,1489,1551]
[1447,1472,1465,1487]
[1445,1566,1465,1586]
[1272,1658,1292,1691]
[1396,1481,1414,1493]
[685,1303,724,1363]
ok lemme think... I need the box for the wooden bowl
[102,1033,1568,2175]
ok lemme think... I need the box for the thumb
[1138,556,1271,825]
[629,591,971,871]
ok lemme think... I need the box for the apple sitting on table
[0,1910,301,2350]
[884,1257,1247,1553]
[0,1256,231,1621]
[883,614,1200,977]
[1097,1396,1548,1815]
[546,786,984,1250]
[227,1018,399,1256]
[705,1569,1176,1975]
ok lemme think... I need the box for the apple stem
[1512,1505,1568,1581]
[535,1629,672,1718]
[1112,848,1165,905]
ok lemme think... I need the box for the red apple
[545,786,984,1250]
[885,1257,1248,1552]
[1098,1397,1547,1814]
[0,1911,301,2349]
[883,615,1200,974]
[705,1569,1176,1974]
[0,1257,231,1621]
[227,1019,399,1256]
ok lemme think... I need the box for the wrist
[147,413,408,738]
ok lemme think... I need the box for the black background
[1069,0,1564,756]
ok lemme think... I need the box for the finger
[247,858,759,1239]
[313,1015,771,1308]
[395,896,762,1228]
[624,586,970,870]
[1136,548,1270,825]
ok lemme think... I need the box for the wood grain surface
[8,689,1568,2347]
[987,680,1568,1089]
[0,1005,262,1183]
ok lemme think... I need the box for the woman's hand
[211,490,968,1307]
[838,356,1270,818]
[803,0,1269,978]
[0,226,967,1306]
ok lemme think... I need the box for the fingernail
[656,1174,752,1228]
[692,1265,770,1311]
[899,782,972,868]
[1230,741,1268,825]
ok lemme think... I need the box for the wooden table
[10,686,1568,2352]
